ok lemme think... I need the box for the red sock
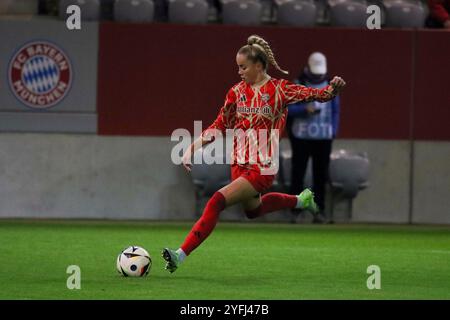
[181,192,226,255]
[245,193,297,219]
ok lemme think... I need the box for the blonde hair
[238,35,289,75]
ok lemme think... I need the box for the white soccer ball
[116,246,152,277]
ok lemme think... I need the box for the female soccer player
[162,35,346,273]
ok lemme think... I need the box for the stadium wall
[0,132,447,224]
[0,19,449,224]
[0,18,98,133]
[0,134,195,220]
[0,133,414,223]
[98,23,415,140]
[412,142,450,224]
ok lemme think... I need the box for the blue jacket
[287,77,340,140]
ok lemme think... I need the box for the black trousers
[288,138,333,211]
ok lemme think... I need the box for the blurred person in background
[426,0,450,28]
[286,52,341,224]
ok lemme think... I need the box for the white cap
[308,52,327,75]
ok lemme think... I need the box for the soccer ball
[116,246,152,277]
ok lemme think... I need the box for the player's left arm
[283,76,346,104]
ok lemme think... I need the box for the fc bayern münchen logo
[8,41,72,109]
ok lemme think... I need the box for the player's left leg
[242,169,318,219]
[243,189,318,219]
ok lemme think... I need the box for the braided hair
[238,35,289,75]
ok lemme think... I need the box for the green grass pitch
[0,219,449,300]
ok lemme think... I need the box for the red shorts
[231,164,275,193]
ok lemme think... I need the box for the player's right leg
[162,177,259,273]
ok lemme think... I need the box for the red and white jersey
[203,77,337,172]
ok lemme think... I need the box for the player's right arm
[182,88,237,172]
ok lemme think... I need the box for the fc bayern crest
[8,41,72,109]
